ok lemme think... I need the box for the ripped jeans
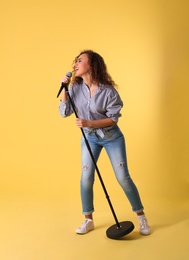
[80,125,144,215]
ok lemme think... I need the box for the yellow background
[0,0,189,259]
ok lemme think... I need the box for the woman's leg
[76,133,102,234]
[80,134,102,215]
[103,127,150,234]
[104,130,144,213]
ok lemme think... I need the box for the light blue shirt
[59,81,123,135]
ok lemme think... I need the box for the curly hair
[71,50,117,88]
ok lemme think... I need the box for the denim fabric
[80,125,144,215]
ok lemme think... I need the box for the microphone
[56,72,72,98]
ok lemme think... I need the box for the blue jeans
[80,125,144,215]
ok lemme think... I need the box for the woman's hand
[76,118,116,128]
[76,118,90,128]
[61,74,71,84]
[60,74,71,102]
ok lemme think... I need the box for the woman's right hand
[61,74,71,85]
[60,74,71,102]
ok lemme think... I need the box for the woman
[59,50,150,235]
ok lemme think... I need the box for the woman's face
[74,53,91,78]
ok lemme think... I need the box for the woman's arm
[75,118,117,128]
[60,74,71,102]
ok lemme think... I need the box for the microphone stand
[62,85,134,239]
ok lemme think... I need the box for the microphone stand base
[106,221,134,239]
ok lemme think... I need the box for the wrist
[88,120,93,128]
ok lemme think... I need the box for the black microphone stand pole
[63,85,134,239]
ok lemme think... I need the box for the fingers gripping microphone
[56,72,72,98]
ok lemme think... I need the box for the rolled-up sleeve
[59,99,73,117]
[105,90,123,122]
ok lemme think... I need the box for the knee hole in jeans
[119,161,125,168]
[83,165,88,171]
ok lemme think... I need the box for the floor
[0,194,188,260]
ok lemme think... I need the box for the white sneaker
[138,215,151,235]
[76,219,94,234]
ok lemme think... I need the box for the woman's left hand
[76,118,89,128]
